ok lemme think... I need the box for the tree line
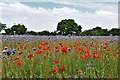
[0,19,120,36]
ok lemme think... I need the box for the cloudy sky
[0,0,119,32]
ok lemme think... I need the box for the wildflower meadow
[0,35,119,78]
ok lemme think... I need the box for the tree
[41,30,50,35]
[82,26,109,36]
[77,25,82,35]
[27,31,37,35]
[50,31,57,36]
[57,19,82,35]
[4,28,11,35]
[0,22,6,32]
[37,30,51,35]
[93,26,102,31]
[100,29,109,36]
[108,28,120,36]
[82,29,93,36]
[10,24,27,35]
[4,23,27,35]
[92,26,102,36]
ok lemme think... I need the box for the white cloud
[0,2,118,32]
[95,10,117,15]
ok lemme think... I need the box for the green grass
[0,59,2,79]
[0,36,2,79]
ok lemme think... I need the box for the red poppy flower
[52,67,57,74]
[42,48,46,51]
[10,58,13,62]
[92,54,96,58]
[82,49,89,53]
[38,45,42,49]
[46,46,50,50]
[84,53,90,57]
[44,55,47,59]
[42,42,49,46]
[55,49,59,52]
[59,66,64,71]
[92,54,101,59]
[107,48,110,52]
[90,44,93,46]
[93,50,97,54]
[59,42,62,46]
[61,46,68,54]
[80,53,90,59]
[103,44,108,49]
[54,59,59,64]
[104,52,107,55]
[110,56,115,59]
[77,48,81,51]
[32,46,34,48]
[115,50,118,55]
[28,54,34,59]
[55,46,59,49]
[38,50,42,55]
[82,49,85,53]
[45,42,49,45]
[95,55,101,59]
[113,50,119,57]
[14,57,19,61]
[80,55,86,59]
[16,61,22,67]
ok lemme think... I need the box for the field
[0,35,119,78]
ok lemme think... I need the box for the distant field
[1,35,119,78]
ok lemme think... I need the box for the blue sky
[2,0,120,2]
[21,2,118,13]
[0,0,119,32]
[21,2,96,13]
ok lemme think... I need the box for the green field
[1,36,119,78]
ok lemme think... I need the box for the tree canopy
[57,19,82,35]
[82,27,110,36]
[4,24,27,35]
[108,28,120,36]
[0,22,6,32]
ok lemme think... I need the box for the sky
[0,0,119,33]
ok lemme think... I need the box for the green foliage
[50,31,57,36]
[4,24,27,35]
[0,22,6,32]
[27,30,55,36]
[11,24,27,35]
[82,29,93,36]
[108,28,120,36]
[82,26,110,36]
[41,30,50,35]
[93,27,102,31]
[57,19,82,35]
[27,31,37,35]
[4,28,11,35]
